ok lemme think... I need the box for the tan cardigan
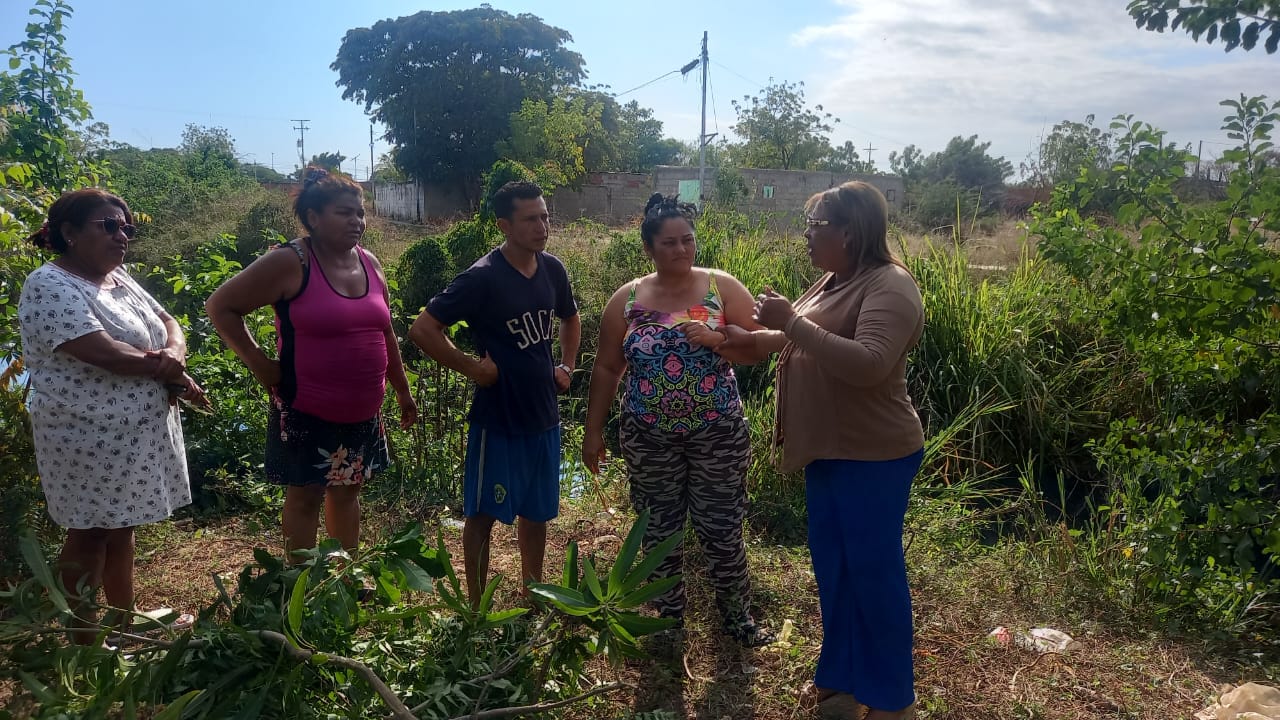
[774,262,925,472]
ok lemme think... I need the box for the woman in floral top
[582,194,774,646]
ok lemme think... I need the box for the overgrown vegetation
[4,1,1280,717]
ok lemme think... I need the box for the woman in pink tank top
[206,167,418,562]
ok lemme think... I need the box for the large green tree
[729,80,836,171]
[1021,115,1115,186]
[1128,0,1280,53]
[892,135,1012,197]
[332,8,585,203]
[497,94,607,191]
[819,141,876,174]
[615,101,682,173]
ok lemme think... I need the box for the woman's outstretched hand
[753,288,796,331]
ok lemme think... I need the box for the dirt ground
[62,498,1255,720]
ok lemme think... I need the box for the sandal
[133,608,195,633]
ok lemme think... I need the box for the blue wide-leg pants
[805,449,923,712]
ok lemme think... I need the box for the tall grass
[906,239,1131,487]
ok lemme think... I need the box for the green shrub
[1095,415,1280,626]
[444,217,502,273]
[144,235,274,509]
[393,235,455,317]
[479,159,537,220]
[233,193,296,263]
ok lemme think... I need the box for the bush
[444,217,502,273]
[144,235,274,509]
[233,193,296,264]
[1095,415,1280,625]
[393,235,454,318]
[479,159,537,220]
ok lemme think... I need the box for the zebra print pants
[619,413,755,630]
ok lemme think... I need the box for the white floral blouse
[17,263,191,529]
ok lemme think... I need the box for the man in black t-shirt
[409,181,580,608]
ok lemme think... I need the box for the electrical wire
[712,61,765,90]
[614,67,690,98]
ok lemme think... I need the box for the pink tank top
[274,241,390,424]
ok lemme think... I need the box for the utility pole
[697,31,709,205]
[369,124,375,182]
[292,119,310,167]
[270,152,275,172]
[864,142,878,168]
[1196,140,1204,179]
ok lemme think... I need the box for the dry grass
[896,219,1037,270]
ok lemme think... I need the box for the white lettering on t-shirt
[506,309,554,350]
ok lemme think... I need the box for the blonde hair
[804,181,905,273]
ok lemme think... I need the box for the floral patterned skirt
[265,393,390,487]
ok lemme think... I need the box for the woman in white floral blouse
[18,188,205,643]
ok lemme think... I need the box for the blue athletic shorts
[463,424,561,524]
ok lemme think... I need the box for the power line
[712,61,765,89]
[614,68,690,98]
[708,70,720,137]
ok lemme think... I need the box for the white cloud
[792,0,1278,169]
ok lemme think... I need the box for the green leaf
[7,57,19,70]
[481,607,528,627]
[607,616,638,645]
[527,584,598,615]
[153,690,203,720]
[608,509,647,596]
[17,672,59,705]
[620,530,682,596]
[392,557,435,592]
[561,540,579,589]
[614,613,679,636]
[581,555,604,602]
[618,574,682,609]
[287,567,309,637]
[149,633,193,697]
[19,531,68,612]
[477,573,501,615]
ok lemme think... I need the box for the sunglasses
[805,217,832,228]
[90,218,138,239]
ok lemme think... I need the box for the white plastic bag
[1195,683,1280,720]
[987,626,1078,653]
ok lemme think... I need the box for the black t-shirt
[427,248,577,433]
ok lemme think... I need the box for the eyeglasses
[805,217,832,228]
[90,218,138,239]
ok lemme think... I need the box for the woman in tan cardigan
[723,181,924,719]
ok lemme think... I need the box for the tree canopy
[1021,115,1115,186]
[729,80,836,171]
[615,101,683,173]
[1127,0,1280,53]
[332,8,585,201]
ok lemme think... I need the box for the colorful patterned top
[621,273,743,433]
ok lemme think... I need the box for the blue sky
[2,0,1275,179]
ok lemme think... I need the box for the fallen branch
[1009,651,1059,689]
[31,627,416,720]
[255,630,417,720]
[442,682,625,720]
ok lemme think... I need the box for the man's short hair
[491,181,544,221]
